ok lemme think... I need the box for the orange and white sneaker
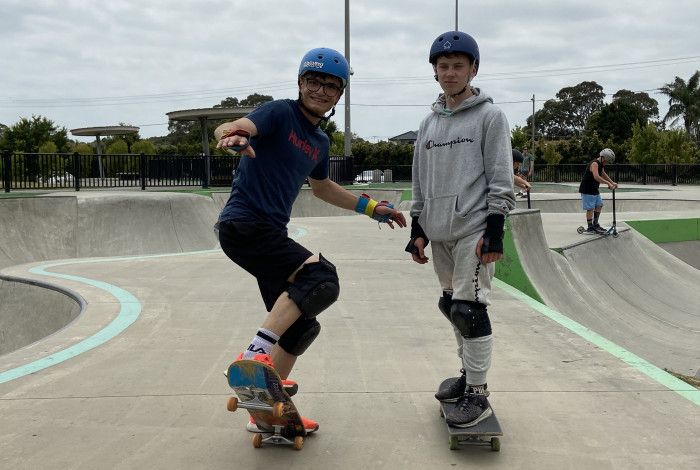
[226,353,299,396]
[246,415,319,434]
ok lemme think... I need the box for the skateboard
[226,359,306,450]
[437,378,503,451]
[577,188,619,238]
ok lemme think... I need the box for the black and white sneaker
[445,385,493,428]
[435,369,466,403]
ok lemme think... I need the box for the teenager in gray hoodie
[406,31,515,428]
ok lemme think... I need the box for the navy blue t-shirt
[218,99,330,229]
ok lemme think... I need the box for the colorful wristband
[355,196,370,214]
[365,199,378,217]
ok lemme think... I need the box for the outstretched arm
[215,118,258,158]
[308,177,406,228]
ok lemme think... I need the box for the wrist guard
[221,128,250,152]
[481,213,505,255]
[405,216,429,255]
[355,193,394,223]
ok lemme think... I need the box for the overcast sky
[1,0,699,143]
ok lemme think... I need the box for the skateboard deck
[437,378,503,451]
[226,359,306,450]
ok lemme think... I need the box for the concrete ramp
[510,209,700,378]
[0,192,220,271]
[0,277,81,355]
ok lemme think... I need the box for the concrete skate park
[0,186,698,469]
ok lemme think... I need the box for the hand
[410,237,430,264]
[217,131,256,158]
[373,205,407,229]
[476,237,503,264]
[607,182,616,190]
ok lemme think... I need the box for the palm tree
[659,71,700,142]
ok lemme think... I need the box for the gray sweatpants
[431,231,494,386]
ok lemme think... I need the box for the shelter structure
[70,126,139,179]
[166,107,254,188]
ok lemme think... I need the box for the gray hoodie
[411,88,516,242]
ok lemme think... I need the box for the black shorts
[217,220,313,312]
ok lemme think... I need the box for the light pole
[455,0,458,30]
[344,0,352,158]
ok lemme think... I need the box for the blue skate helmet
[429,31,480,72]
[298,48,350,87]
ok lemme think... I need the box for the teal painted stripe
[494,278,700,406]
[0,260,141,384]
[0,224,307,384]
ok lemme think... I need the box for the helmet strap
[296,97,332,126]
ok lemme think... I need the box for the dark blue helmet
[429,31,480,70]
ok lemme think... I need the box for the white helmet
[600,148,615,163]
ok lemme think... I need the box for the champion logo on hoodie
[425,136,474,150]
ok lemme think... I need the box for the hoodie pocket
[419,194,471,242]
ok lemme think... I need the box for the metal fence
[2,151,700,193]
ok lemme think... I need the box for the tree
[659,70,700,142]
[527,81,605,138]
[0,115,69,153]
[239,93,273,107]
[541,143,563,164]
[627,123,659,164]
[584,100,648,155]
[510,126,529,151]
[613,89,659,122]
[106,139,128,154]
[627,123,698,164]
[132,140,156,155]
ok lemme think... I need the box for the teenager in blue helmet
[406,31,515,427]
[214,47,406,434]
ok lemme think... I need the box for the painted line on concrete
[0,225,307,384]
[494,278,700,406]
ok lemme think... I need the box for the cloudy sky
[1,0,699,143]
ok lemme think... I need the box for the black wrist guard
[481,213,505,255]
[410,217,429,245]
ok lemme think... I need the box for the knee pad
[438,291,453,322]
[278,318,321,356]
[287,253,340,319]
[450,300,492,338]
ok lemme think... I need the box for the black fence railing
[2,151,700,193]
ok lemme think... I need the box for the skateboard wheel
[293,436,304,451]
[448,435,459,450]
[252,433,263,448]
[491,437,501,452]
[271,401,284,418]
[226,396,238,412]
[576,226,585,234]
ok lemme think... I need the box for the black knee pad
[278,318,321,356]
[287,253,340,319]
[450,300,492,338]
[438,291,453,322]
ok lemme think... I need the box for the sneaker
[435,369,466,402]
[593,224,607,234]
[445,386,493,428]
[227,353,298,396]
[247,415,319,433]
[584,226,598,235]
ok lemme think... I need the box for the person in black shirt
[578,148,618,234]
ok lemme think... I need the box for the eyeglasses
[303,77,343,97]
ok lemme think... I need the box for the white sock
[243,328,280,359]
